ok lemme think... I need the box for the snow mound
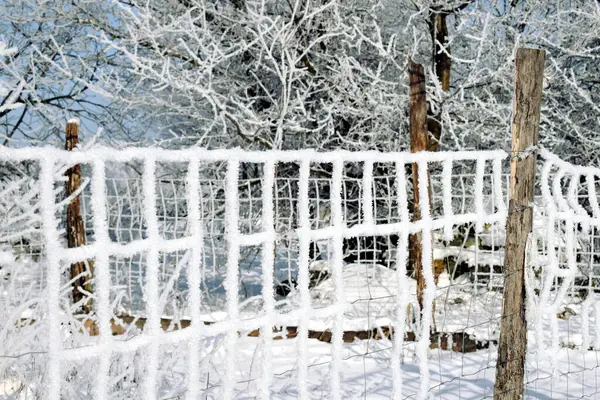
[289,263,418,330]
[308,260,330,272]
[310,263,416,303]
[0,378,34,399]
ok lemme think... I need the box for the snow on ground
[3,263,598,399]
[0,264,600,400]
[205,335,600,399]
[3,332,598,399]
[2,260,599,399]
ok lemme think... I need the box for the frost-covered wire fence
[1,146,600,399]
[9,159,600,311]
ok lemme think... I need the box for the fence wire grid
[0,147,599,399]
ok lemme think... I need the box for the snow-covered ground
[2,261,599,399]
[2,332,599,399]
[184,335,600,399]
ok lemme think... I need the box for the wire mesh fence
[8,158,600,310]
[1,147,600,399]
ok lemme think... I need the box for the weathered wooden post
[408,58,429,321]
[494,48,545,400]
[65,119,94,314]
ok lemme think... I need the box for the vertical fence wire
[259,160,276,399]
[142,156,161,400]
[223,159,241,400]
[296,158,311,400]
[330,159,344,400]
[40,157,62,400]
[91,159,112,400]
[416,160,434,400]
[392,159,410,400]
[185,158,203,400]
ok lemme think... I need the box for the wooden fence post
[494,48,545,400]
[408,58,429,322]
[65,119,94,314]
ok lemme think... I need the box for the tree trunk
[494,48,545,400]
[428,11,451,152]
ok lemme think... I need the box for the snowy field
[166,336,600,399]
[3,324,600,399]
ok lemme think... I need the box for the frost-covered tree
[75,0,414,151]
[2,0,600,266]
[4,0,599,164]
[0,0,144,147]
[421,0,600,165]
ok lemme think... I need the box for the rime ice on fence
[259,160,275,399]
[39,156,63,400]
[142,156,161,400]
[5,139,600,400]
[296,159,311,400]
[185,158,203,400]
[90,159,112,399]
[392,158,410,400]
[223,158,241,400]
[329,159,345,400]
[534,149,600,366]
[0,146,515,399]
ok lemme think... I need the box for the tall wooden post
[408,59,429,319]
[65,119,94,314]
[494,48,545,400]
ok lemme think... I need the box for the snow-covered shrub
[0,166,46,399]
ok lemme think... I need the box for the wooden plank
[494,47,545,400]
[408,58,429,319]
[65,119,94,314]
